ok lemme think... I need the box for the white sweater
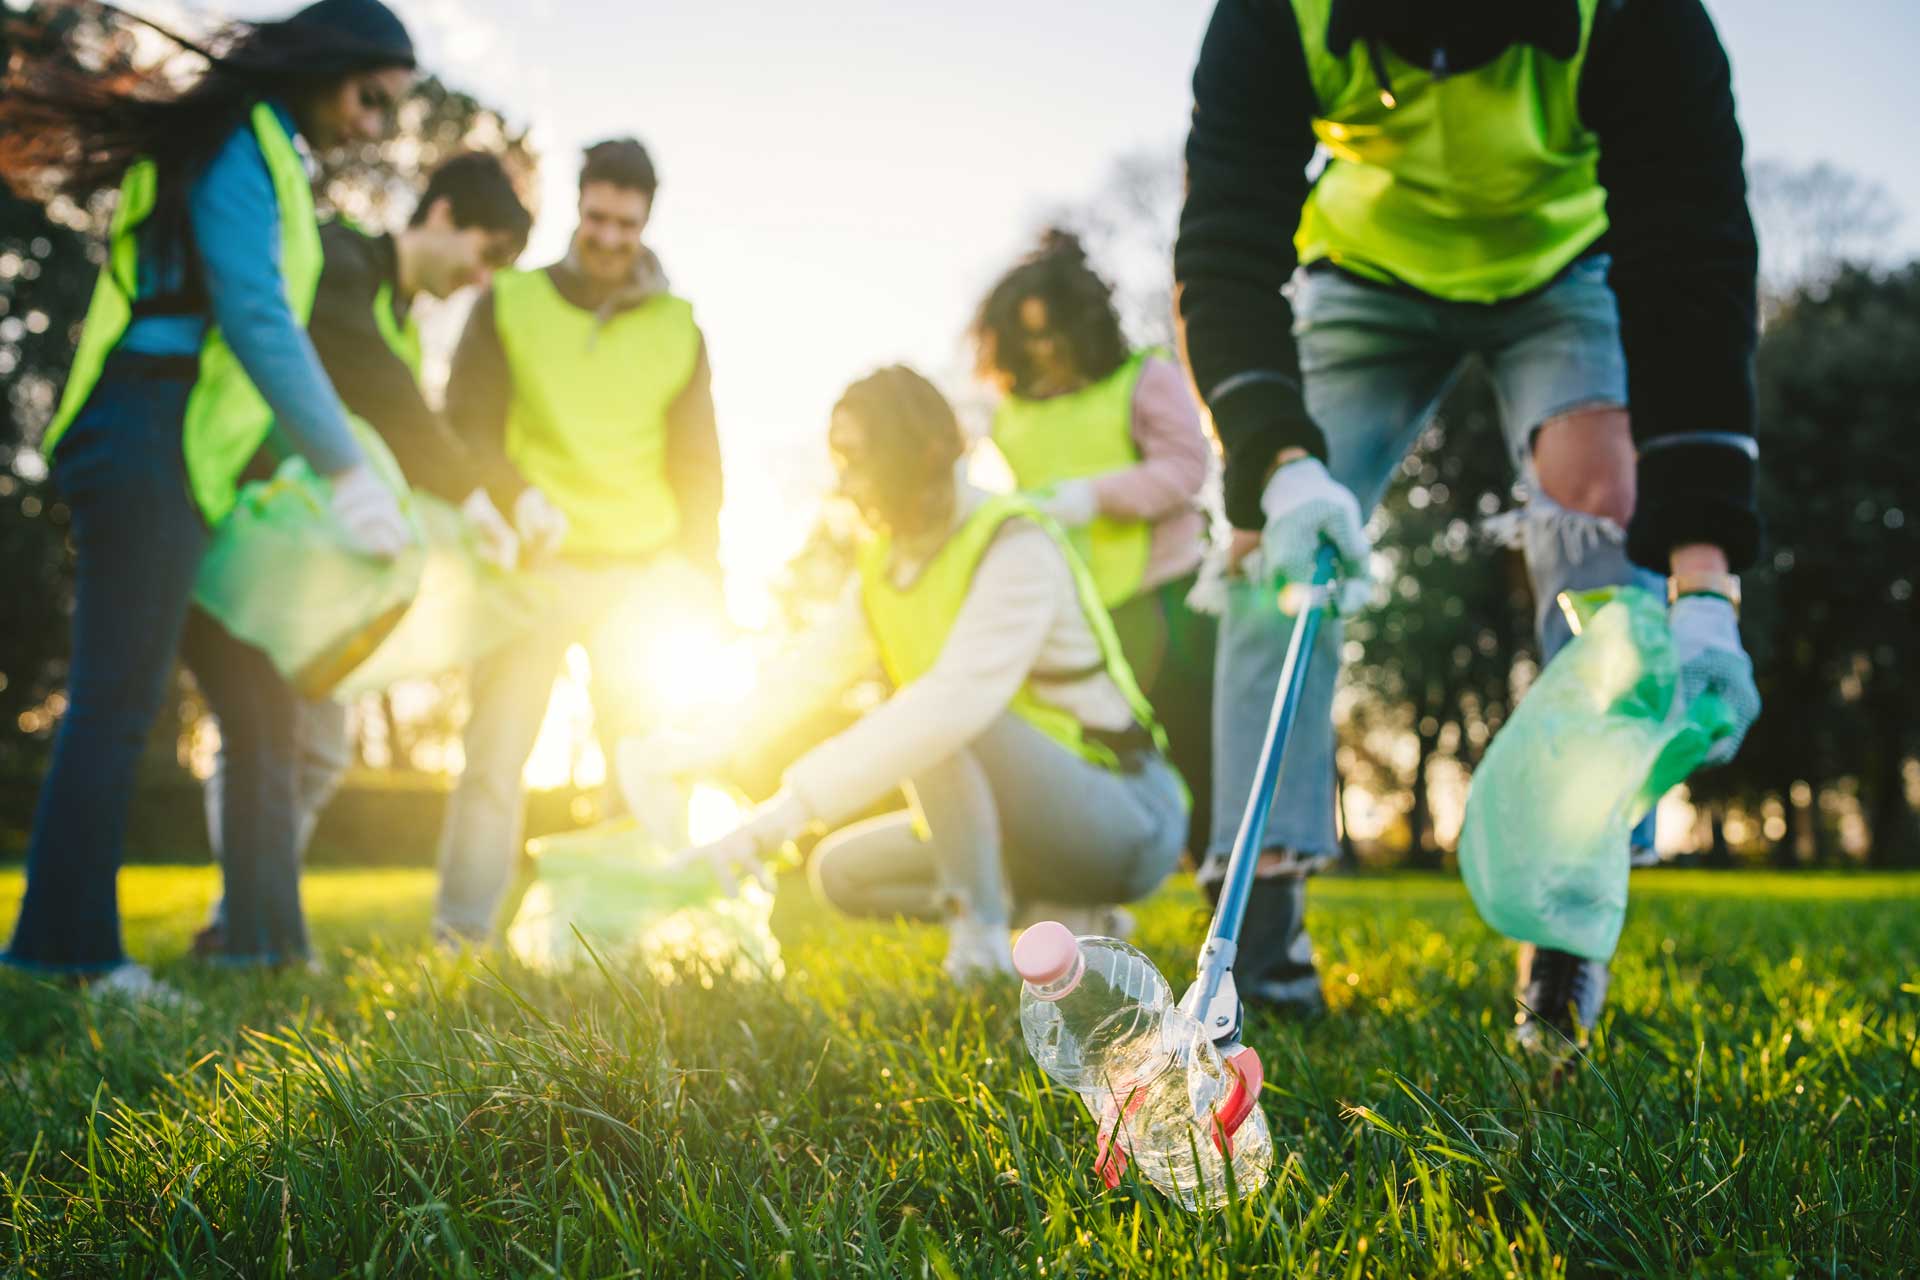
[747,484,1137,839]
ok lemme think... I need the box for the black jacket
[307,223,490,502]
[1175,0,1760,569]
[446,263,725,576]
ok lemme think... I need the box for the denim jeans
[200,668,350,938]
[4,363,208,973]
[809,712,1188,926]
[1212,257,1661,992]
[433,555,708,938]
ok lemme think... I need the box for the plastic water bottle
[1014,922,1273,1209]
[1015,922,1173,1092]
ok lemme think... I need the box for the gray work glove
[1668,593,1760,766]
[328,463,414,559]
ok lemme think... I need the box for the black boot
[1199,858,1325,1018]
[1514,943,1610,1054]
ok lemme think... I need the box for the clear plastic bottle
[1014,922,1173,1092]
[1015,922,1273,1209]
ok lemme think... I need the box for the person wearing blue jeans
[0,0,418,996]
[1176,0,1765,1046]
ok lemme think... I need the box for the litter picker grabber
[1175,541,1341,1157]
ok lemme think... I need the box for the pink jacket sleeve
[1089,357,1210,522]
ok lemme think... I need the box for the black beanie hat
[283,0,416,69]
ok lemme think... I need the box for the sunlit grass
[0,866,1915,1276]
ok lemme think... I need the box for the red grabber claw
[1211,1046,1264,1158]
[1091,1087,1148,1190]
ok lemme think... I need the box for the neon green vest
[491,268,700,558]
[991,350,1156,608]
[42,102,324,524]
[370,278,422,377]
[859,494,1176,781]
[1291,0,1607,303]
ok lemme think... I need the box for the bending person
[0,0,418,992]
[1174,0,1763,1038]
[195,152,534,957]
[663,367,1189,981]
[972,229,1216,862]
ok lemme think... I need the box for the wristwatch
[1668,570,1741,615]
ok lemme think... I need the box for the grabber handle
[1188,541,1340,1032]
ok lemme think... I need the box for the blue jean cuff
[0,951,129,977]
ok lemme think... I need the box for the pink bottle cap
[1014,921,1084,994]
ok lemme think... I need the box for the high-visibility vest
[858,493,1177,782]
[991,349,1157,607]
[1291,0,1607,302]
[491,267,700,558]
[43,102,324,524]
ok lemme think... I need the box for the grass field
[0,866,1916,1278]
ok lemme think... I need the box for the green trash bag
[506,814,784,981]
[193,421,423,699]
[1457,587,1735,961]
[330,494,560,698]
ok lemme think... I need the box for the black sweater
[1175,0,1760,569]
[307,223,490,502]
[446,266,724,575]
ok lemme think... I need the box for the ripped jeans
[1211,255,1660,995]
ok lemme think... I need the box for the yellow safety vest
[1291,0,1608,302]
[491,268,700,558]
[859,493,1177,782]
[43,102,324,524]
[991,349,1157,608]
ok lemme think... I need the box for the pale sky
[213,0,1918,609]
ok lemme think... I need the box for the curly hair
[970,227,1129,397]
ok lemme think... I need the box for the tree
[1733,265,1920,866]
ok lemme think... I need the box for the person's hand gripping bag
[1457,587,1736,961]
[193,419,423,698]
[329,493,560,698]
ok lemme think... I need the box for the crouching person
[664,366,1188,980]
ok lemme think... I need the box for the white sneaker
[86,963,195,1011]
[941,916,1015,983]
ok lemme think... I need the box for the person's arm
[444,287,529,510]
[308,229,479,501]
[783,521,1061,828]
[1173,0,1322,533]
[1581,0,1760,571]
[665,334,724,576]
[1087,356,1212,522]
[189,125,361,475]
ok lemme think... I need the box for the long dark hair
[0,1,413,272]
[970,227,1130,397]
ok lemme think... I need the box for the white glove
[328,463,414,559]
[666,792,809,897]
[667,825,772,896]
[513,486,569,559]
[1253,457,1372,615]
[1032,478,1100,529]
[1669,594,1760,767]
[459,488,519,570]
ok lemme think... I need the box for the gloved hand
[460,488,519,570]
[1252,457,1372,615]
[328,463,414,559]
[666,792,809,897]
[1668,594,1760,766]
[668,825,772,896]
[513,486,569,559]
[1033,478,1100,529]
